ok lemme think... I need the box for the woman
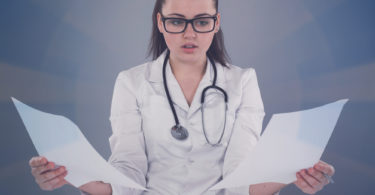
[29,0,335,194]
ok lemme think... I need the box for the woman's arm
[223,68,266,194]
[106,71,148,195]
[79,181,112,195]
[249,183,287,195]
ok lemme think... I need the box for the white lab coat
[107,50,265,195]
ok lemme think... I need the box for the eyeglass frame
[160,13,218,34]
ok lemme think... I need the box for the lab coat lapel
[165,63,190,112]
[146,51,190,112]
[187,59,227,118]
[146,51,227,115]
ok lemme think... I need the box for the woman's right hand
[29,156,68,191]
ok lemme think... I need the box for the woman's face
[157,0,220,64]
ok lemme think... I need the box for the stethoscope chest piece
[171,125,189,140]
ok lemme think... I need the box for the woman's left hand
[294,160,335,194]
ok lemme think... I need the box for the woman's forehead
[162,0,216,17]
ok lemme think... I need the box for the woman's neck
[169,53,207,80]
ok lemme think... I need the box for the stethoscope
[162,50,228,146]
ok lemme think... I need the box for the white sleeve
[223,68,265,195]
[107,72,148,195]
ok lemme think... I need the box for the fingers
[31,161,55,177]
[314,161,335,176]
[29,156,68,191]
[39,171,68,191]
[294,161,335,194]
[308,167,328,185]
[295,171,316,194]
[300,169,324,191]
[35,166,66,184]
[294,166,332,194]
[29,156,48,167]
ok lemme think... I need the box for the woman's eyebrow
[167,13,212,18]
[194,13,212,17]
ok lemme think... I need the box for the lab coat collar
[146,50,226,114]
[147,50,226,84]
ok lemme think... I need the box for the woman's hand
[29,156,68,191]
[29,156,112,194]
[294,160,335,194]
[79,181,112,195]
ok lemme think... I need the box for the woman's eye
[196,20,209,26]
[169,19,184,26]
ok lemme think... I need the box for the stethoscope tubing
[162,50,228,145]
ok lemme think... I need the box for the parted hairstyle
[147,0,230,67]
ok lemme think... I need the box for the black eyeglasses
[161,14,217,34]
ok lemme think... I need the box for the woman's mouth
[182,44,198,53]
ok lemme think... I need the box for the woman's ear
[215,12,221,33]
[157,12,164,34]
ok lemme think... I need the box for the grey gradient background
[0,0,374,194]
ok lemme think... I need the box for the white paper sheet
[210,99,348,190]
[12,97,146,190]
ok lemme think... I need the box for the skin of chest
[175,76,202,106]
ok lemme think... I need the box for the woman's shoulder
[117,62,148,81]
[223,63,258,84]
[225,63,255,73]
[113,62,152,94]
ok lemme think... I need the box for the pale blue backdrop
[0,0,374,194]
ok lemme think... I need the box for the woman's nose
[183,23,196,38]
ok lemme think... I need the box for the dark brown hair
[147,0,230,67]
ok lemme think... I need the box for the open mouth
[182,44,198,48]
